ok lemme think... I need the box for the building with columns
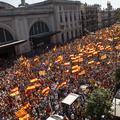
[0,0,83,57]
[0,0,117,57]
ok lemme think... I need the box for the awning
[30,31,61,39]
[0,40,27,49]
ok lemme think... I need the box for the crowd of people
[0,24,120,120]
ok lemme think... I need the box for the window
[67,32,69,41]
[71,31,73,39]
[74,13,76,21]
[65,13,68,22]
[70,13,72,22]
[75,29,77,37]
[0,28,13,43]
[61,33,64,43]
[60,14,63,23]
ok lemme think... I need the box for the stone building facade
[98,2,116,28]
[83,4,99,32]
[0,0,117,56]
[0,0,83,56]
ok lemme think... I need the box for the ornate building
[0,0,82,57]
[0,0,117,57]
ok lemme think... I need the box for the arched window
[0,28,13,43]
[30,21,49,36]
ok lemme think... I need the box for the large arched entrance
[0,28,15,58]
[29,21,51,49]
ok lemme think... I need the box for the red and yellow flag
[55,55,63,63]
[100,54,107,60]
[21,103,30,110]
[15,109,27,118]
[30,78,38,83]
[41,86,50,95]
[88,60,94,65]
[72,65,80,73]
[19,113,30,120]
[10,87,19,97]
[64,62,70,66]
[57,81,67,89]
[79,70,86,76]
[25,84,36,93]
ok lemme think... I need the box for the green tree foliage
[86,88,112,120]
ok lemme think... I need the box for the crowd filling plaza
[0,24,120,120]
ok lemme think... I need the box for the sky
[0,0,120,9]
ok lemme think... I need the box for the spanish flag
[30,78,38,83]
[41,86,50,95]
[57,81,67,89]
[93,51,98,55]
[53,46,56,51]
[70,54,74,57]
[34,56,39,62]
[105,45,112,51]
[79,58,83,62]
[100,54,107,60]
[21,103,30,110]
[72,65,79,70]
[10,87,19,97]
[55,55,63,63]
[79,70,86,75]
[25,84,36,93]
[15,109,27,118]
[71,57,76,60]
[115,44,120,50]
[19,113,30,120]
[96,62,101,65]
[39,70,46,76]
[72,65,80,73]
[64,62,70,66]
[88,60,94,65]
[72,59,79,63]
[65,70,69,73]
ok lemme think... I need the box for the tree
[86,88,112,120]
